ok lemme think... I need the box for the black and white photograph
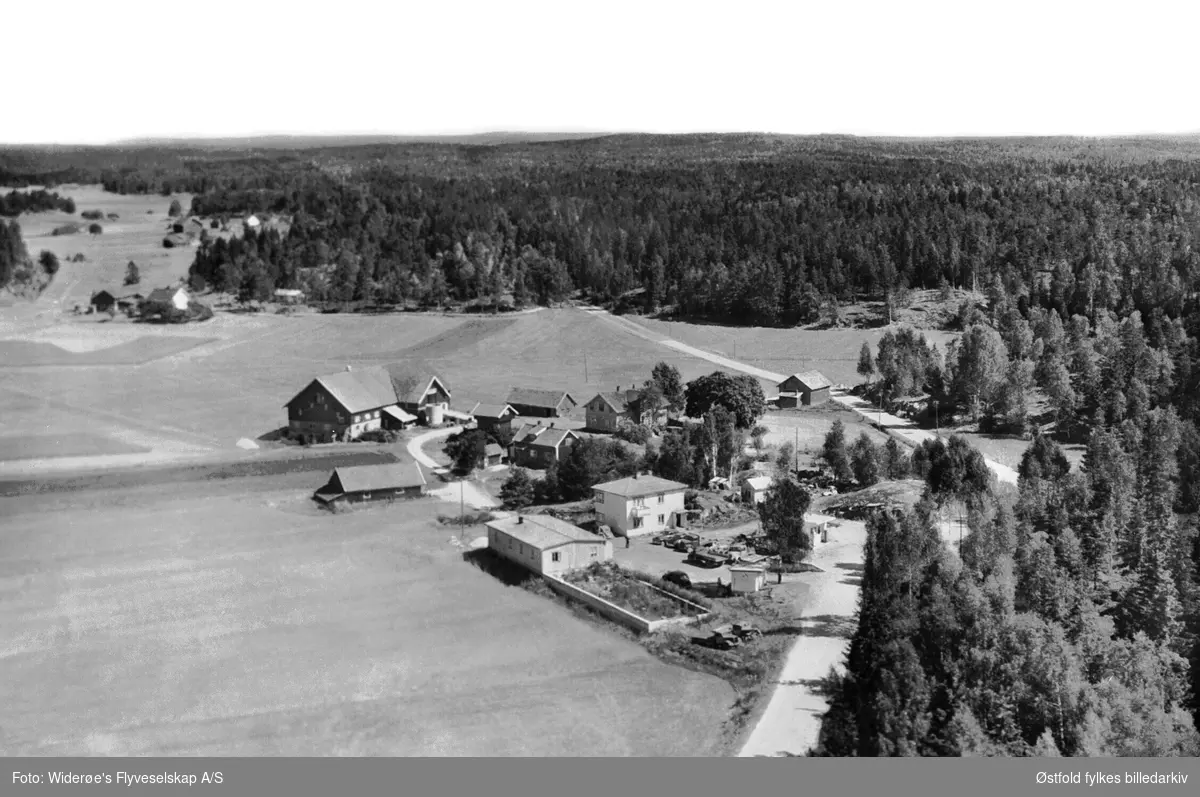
[3,0,1200,780]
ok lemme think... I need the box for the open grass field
[757,408,892,467]
[0,309,722,469]
[0,335,216,367]
[0,432,150,462]
[632,315,957,389]
[0,478,734,756]
[1,184,200,318]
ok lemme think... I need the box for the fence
[543,575,710,634]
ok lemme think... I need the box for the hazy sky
[5,0,1197,144]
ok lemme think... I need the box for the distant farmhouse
[470,402,518,437]
[486,514,612,577]
[313,462,427,506]
[584,384,666,432]
[509,421,579,468]
[145,286,190,311]
[592,473,688,538]
[89,290,116,314]
[741,475,773,505]
[506,388,577,418]
[776,371,832,407]
[274,288,305,305]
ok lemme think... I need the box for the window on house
[633,517,643,529]
[657,493,664,503]
[551,552,561,562]
[658,515,664,525]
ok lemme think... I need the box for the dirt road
[406,426,462,472]
[586,309,1019,486]
[738,519,867,757]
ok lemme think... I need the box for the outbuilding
[313,462,427,506]
[486,514,612,577]
[729,566,768,595]
[776,371,832,407]
[741,475,773,504]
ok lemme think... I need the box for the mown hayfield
[2,184,200,314]
[0,432,150,462]
[0,309,718,453]
[633,316,957,387]
[0,485,734,756]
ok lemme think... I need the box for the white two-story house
[592,473,688,537]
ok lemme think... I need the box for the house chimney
[345,365,352,372]
[617,385,621,393]
[517,515,524,524]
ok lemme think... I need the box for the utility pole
[460,479,465,538]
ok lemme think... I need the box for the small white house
[592,473,688,538]
[741,475,773,504]
[245,214,261,229]
[486,514,612,577]
[729,566,767,595]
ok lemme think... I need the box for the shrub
[38,251,59,276]
[358,429,398,443]
[615,423,653,445]
[51,223,80,236]
[80,210,103,220]
[87,223,103,236]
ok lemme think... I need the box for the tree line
[0,189,75,217]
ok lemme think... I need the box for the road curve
[406,425,462,471]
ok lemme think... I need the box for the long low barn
[486,514,612,577]
[313,462,428,505]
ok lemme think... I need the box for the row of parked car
[651,530,770,569]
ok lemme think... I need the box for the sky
[4,0,1198,144]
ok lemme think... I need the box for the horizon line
[2,128,1200,148]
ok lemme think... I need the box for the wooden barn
[776,371,832,407]
[313,462,428,506]
[470,402,518,436]
[89,290,116,314]
[506,387,578,418]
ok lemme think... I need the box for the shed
[776,371,832,406]
[313,462,427,505]
[274,288,305,305]
[741,475,773,505]
[729,566,767,595]
[380,405,418,430]
[470,402,518,435]
[89,290,116,313]
[483,442,507,467]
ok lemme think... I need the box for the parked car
[705,625,743,650]
[687,550,726,568]
[650,533,672,546]
[730,622,763,641]
[661,570,692,589]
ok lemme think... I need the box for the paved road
[586,308,1019,486]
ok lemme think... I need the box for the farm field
[0,184,201,320]
[0,309,718,468]
[633,315,957,389]
[0,481,734,756]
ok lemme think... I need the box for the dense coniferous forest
[3,134,1200,754]
[0,189,74,217]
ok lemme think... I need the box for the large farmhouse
[145,286,190,311]
[312,462,428,506]
[592,473,688,537]
[506,388,578,418]
[486,514,612,577]
[509,422,579,468]
[285,366,401,443]
[777,371,832,407]
[584,385,666,432]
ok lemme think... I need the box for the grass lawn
[0,433,150,462]
[0,479,733,756]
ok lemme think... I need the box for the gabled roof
[274,288,304,297]
[485,443,505,457]
[470,402,517,420]
[90,290,115,303]
[146,286,187,303]
[285,366,397,414]
[592,474,688,498]
[744,476,773,491]
[387,368,451,404]
[588,392,629,412]
[487,514,600,550]
[331,462,427,493]
[779,371,831,391]
[511,423,579,449]
[506,387,577,410]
